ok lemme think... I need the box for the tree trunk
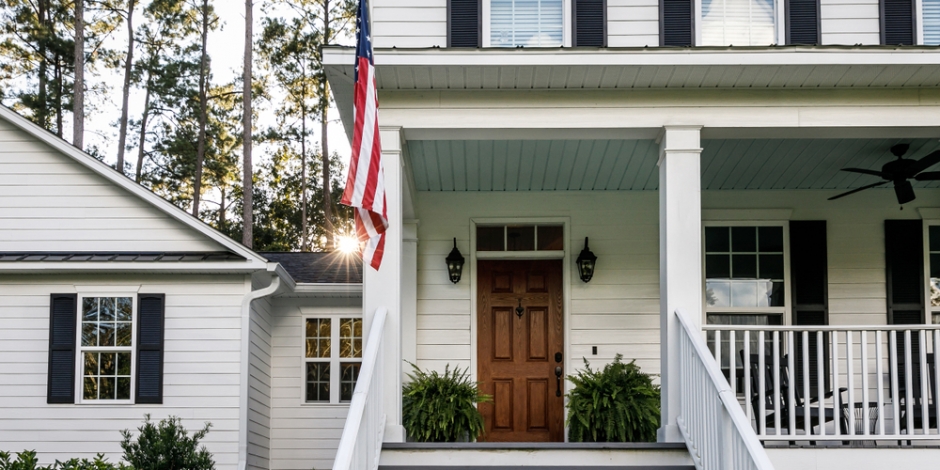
[135,83,152,183]
[37,0,48,129]
[241,0,253,247]
[116,0,136,174]
[320,0,334,248]
[192,0,210,217]
[54,53,63,138]
[301,105,308,251]
[219,186,227,231]
[72,0,84,149]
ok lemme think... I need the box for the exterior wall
[413,188,940,384]
[248,295,274,470]
[268,297,361,470]
[0,273,250,468]
[820,0,882,45]
[0,118,223,253]
[608,0,661,47]
[372,0,447,48]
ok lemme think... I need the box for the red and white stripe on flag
[341,0,387,270]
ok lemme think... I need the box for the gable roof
[0,105,268,270]
[260,252,363,284]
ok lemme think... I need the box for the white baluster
[890,331,900,436]
[744,331,752,422]
[787,331,796,437]
[758,331,766,436]
[802,330,810,437]
[773,331,781,436]
[817,330,825,437]
[919,329,929,435]
[730,330,737,397]
[861,330,869,436]
[876,330,885,436]
[905,330,914,438]
[832,331,841,436]
[847,330,855,436]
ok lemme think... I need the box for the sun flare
[337,235,360,254]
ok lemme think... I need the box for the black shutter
[573,0,607,47]
[48,294,77,404]
[790,221,830,399]
[885,220,925,400]
[448,0,481,47]
[881,0,915,45]
[136,294,165,404]
[787,0,820,44]
[661,0,694,46]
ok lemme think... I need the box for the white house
[3,0,940,469]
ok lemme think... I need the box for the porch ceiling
[407,138,940,191]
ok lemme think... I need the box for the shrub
[566,354,660,443]
[402,362,491,442]
[120,415,214,470]
[0,452,125,470]
[0,451,47,470]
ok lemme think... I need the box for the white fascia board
[289,283,363,296]
[323,46,940,68]
[0,262,265,273]
[0,105,268,269]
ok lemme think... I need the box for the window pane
[706,313,782,325]
[706,280,731,307]
[100,298,115,321]
[84,377,98,400]
[930,226,940,251]
[701,0,776,46]
[759,254,784,280]
[99,323,115,347]
[117,352,131,376]
[507,225,535,251]
[925,0,940,45]
[731,281,759,307]
[340,363,362,402]
[706,254,731,279]
[306,363,330,402]
[82,322,97,347]
[537,225,564,251]
[100,352,116,376]
[491,0,563,47]
[116,323,132,347]
[305,319,331,358]
[84,352,98,376]
[117,377,131,400]
[477,226,504,251]
[116,297,133,321]
[340,318,363,358]
[732,254,757,278]
[705,227,730,252]
[731,227,757,252]
[758,227,784,252]
[100,377,115,400]
[769,281,785,307]
[82,298,98,322]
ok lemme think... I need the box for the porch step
[379,442,694,470]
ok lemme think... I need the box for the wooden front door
[477,260,564,442]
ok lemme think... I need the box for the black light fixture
[577,237,597,283]
[445,238,465,284]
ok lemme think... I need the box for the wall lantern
[577,237,597,283]
[446,238,465,284]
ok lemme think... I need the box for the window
[477,224,564,252]
[79,296,134,401]
[700,0,778,45]
[490,0,564,47]
[304,317,363,404]
[704,225,787,325]
[926,0,940,44]
[930,225,940,322]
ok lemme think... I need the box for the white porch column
[402,220,418,375]
[657,125,703,443]
[363,126,406,443]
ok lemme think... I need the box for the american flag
[341,0,387,270]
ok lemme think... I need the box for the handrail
[703,324,940,332]
[333,306,389,470]
[675,309,775,470]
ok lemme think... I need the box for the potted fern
[402,362,491,442]
[566,354,660,442]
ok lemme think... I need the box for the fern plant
[566,354,660,442]
[402,362,491,442]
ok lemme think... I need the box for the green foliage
[120,414,215,470]
[0,451,127,470]
[566,354,661,443]
[402,362,491,443]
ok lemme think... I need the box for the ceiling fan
[828,144,940,204]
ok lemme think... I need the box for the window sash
[487,0,566,47]
[76,295,135,403]
[924,0,940,44]
[303,315,363,405]
[700,0,779,45]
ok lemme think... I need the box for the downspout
[238,265,283,470]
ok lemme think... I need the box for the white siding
[820,0,882,45]
[0,273,249,468]
[608,0,661,47]
[372,0,447,49]
[0,118,224,253]
[248,295,274,470]
[268,298,361,470]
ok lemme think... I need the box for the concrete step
[379,442,695,470]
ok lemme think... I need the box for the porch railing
[676,310,775,470]
[333,306,388,470]
[704,324,940,442]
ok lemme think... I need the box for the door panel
[478,260,564,442]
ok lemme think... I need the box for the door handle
[554,366,563,397]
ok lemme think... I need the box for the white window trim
[301,314,364,406]
[75,294,137,405]
[702,220,792,326]
[925,220,940,323]
[482,0,573,47]
[696,0,787,46]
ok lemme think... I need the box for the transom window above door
[476,224,564,252]
[490,0,564,47]
[704,225,787,325]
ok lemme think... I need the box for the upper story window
[490,0,564,47]
[700,0,778,46]
[930,225,940,323]
[80,296,135,402]
[305,316,363,404]
[925,0,940,44]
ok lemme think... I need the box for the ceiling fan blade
[827,181,888,201]
[840,168,887,178]
[906,150,940,176]
[915,171,940,181]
